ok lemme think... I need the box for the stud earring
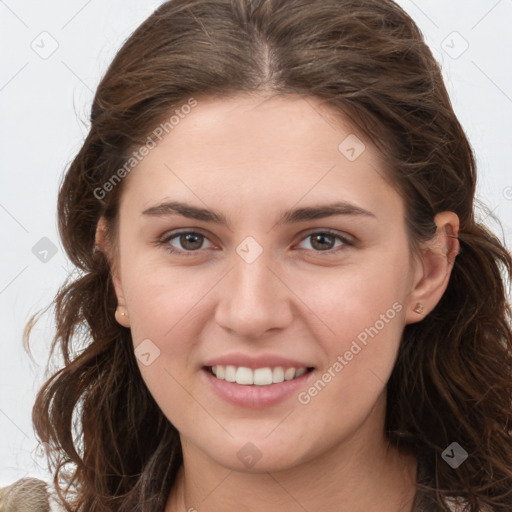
[115,308,128,319]
[114,308,129,326]
[413,302,424,315]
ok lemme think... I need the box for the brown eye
[177,233,204,251]
[310,233,336,251]
[160,231,213,255]
[297,230,353,254]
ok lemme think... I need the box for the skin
[96,93,459,512]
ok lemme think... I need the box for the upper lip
[203,353,314,369]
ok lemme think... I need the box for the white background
[1,0,511,486]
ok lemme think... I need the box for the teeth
[209,365,309,386]
[295,368,306,378]
[236,366,254,385]
[284,368,296,381]
[254,368,273,385]
[272,367,284,383]
[225,365,236,383]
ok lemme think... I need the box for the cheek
[121,250,216,343]
[295,243,410,342]
[120,262,213,430]
[300,273,406,393]
[292,246,410,408]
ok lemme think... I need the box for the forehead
[119,93,400,217]
[155,93,370,162]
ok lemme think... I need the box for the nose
[214,246,293,340]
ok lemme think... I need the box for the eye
[296,230,353,253]
[159,231,214,256]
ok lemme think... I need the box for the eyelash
[158,229,354,257]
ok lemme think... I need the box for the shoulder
[0,477,67,512]
[0,478,50,511]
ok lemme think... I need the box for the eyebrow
[141,200,376,228]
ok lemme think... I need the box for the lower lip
[202,368,313,408]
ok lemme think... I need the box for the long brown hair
[24,0,512,510]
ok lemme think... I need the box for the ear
[95,216,131,328]
[405,211,460,324]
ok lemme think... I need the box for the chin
[186,427,319,474]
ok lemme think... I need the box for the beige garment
[0,479,67,512]
[0,478,50,512]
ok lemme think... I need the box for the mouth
[206,365,315,386]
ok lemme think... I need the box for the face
[109,94,423,472]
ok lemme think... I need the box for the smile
[209,365,312,385]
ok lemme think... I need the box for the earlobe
[95,217,131,328]
[405,211,460,324]
[114,307,131,328]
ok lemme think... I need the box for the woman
[16,0,512,510]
